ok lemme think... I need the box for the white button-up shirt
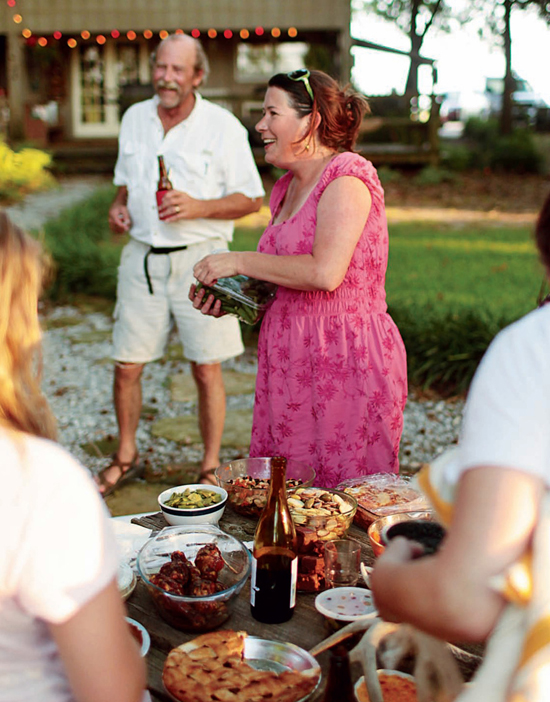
[113,93,265,247]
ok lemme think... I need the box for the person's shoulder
[197,95,245,126]
[323,152,381,193]
[498,304,550,341]
[123,97,155,119]
[488,304,550,367]
[327,151,375,178]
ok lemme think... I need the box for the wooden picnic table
[126,507,482,702]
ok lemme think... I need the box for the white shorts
[112,239,244,364]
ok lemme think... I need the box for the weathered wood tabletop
[126,507,482,702]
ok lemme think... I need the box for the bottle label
[289,556,297,608]
[250,555,298,608]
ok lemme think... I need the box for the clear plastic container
[195,275,277,325]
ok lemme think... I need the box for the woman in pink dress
[191,69,407,488]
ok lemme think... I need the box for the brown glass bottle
[156,155,173,219]
[322,645,356,702]
[250,457,298,623]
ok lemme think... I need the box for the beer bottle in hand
[250,456,298,623]
[156,155,173,219]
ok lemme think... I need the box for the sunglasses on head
[287,69,314,103]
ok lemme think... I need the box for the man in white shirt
[96,34,264,496]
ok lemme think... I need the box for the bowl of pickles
[194,275,277,325]
[158,484,228,526]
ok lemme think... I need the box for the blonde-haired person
[0,210,146,702]
[191,69,407,488]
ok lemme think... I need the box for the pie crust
[163,630,318,702]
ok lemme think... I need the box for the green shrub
[41,185,123,300]
[440,144,474,172]
[461,119,542,173]
[413,166,456,186]
[489,130,542,173]
[390,306,506,395]
[377,166,403,185]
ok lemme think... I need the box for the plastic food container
[137,525,251,632]
[338,474,429,530]
[194,275,277,325]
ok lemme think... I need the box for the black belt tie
[143,245,188,295]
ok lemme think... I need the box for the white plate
[315,587,377,622]
[117,562,137,600]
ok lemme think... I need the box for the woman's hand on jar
[193,252,240,286]
[188,283,225,317]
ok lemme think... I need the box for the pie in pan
[163,630,319,702]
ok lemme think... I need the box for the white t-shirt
[446,303,550,487]
[113,93,265,247]
[0,431,118,702]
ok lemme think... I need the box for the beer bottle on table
[322,645,356,702]
[250,456,298,623]
[156,155,173,219]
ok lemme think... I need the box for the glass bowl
[367,511,437,557]
[137,525,251,632]
[289,487,357,540]
[215,457,315,518]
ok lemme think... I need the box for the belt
[143,245,188,295]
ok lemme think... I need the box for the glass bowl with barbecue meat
[214,457,316,518]
[137,525,251,632]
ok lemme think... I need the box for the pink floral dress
[249,152,408,489]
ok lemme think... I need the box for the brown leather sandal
[95,452,143,498]
[198,467,218,486]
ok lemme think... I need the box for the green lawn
[233,220,543,324]
[40,187,544,393]
[386,222,543,322]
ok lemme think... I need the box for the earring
[305,142,310,151]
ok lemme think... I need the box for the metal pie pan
[164,636,321,702]
[244,637,321,700]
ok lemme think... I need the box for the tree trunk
[404,0,423,101]
[500,0,514,135]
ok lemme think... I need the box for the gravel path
[41,304,463,479]
[7,176,464,479]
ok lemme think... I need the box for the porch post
[6,28,25,139]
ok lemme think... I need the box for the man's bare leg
[95,362,144,494]
[190,361,225,483]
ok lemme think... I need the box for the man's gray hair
[150,34,210,85]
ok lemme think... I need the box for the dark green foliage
[413,166,457,185]
[41,185,123,300]
[462,118,542,173]
[390,305,507,395]
[489,130,543,173]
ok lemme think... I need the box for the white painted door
[71,41,150,138]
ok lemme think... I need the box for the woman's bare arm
[50,579,146,702]
[192,176,372,293]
